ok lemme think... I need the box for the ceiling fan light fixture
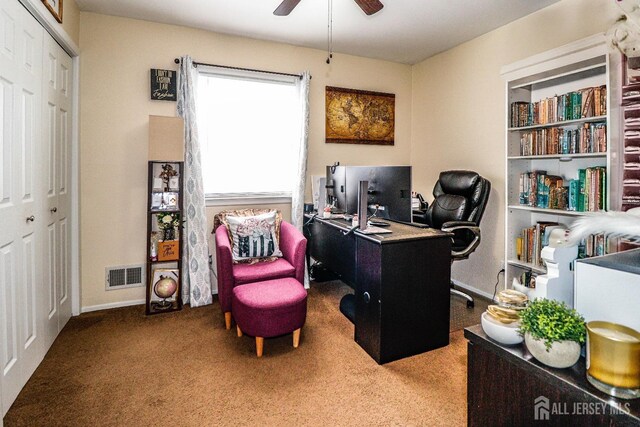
[274,0,302,16]
[353,0,384,15]
[273,0,383,16]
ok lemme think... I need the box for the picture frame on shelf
[152,178,163,192]
[149,268,180,312]
[158,240,179,261]
[163,192,179,208]
[169,177,179,190]
[151,192,164,209]
[41,0,62,23]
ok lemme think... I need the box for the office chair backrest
[427,170,491,229]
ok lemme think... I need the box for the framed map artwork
[42,0,63,23]
[325,86,395,145]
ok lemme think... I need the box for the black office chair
[413,171,491,308]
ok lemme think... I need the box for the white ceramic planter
[524,332,581,369]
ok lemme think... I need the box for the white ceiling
[76,0,560,64]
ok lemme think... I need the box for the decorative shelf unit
[146,161,184,315]
[501,35,621,290]
[621,54,640,211]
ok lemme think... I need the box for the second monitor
[325,165,412,222]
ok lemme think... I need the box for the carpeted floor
[4,281,489,427]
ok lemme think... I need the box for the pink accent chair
[215,221,307,330]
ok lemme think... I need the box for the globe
[154,276,177,309]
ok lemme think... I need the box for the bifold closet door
[0,0,45,414]
[42,31,72,348]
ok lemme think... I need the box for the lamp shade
[148,115,184,161]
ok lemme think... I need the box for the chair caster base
[451,287,474,309]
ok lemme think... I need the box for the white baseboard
[451,279,495,301]
[81,299,145,313]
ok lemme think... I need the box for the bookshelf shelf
[507,115,607,132]
[507,205,600,217]
[507,153,607,161]
[510,62,606,90]
[507,259,547,274]
[502,35,617,292]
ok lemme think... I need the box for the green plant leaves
[518,298,586,349]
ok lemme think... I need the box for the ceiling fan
[274,0,384,16]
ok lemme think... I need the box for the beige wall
[62,0,80,46]
[79,12,412,308]
[79,0,623,308]
[410,0,620,296]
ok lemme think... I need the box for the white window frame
[196,66,301,206]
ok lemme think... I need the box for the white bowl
[481,312,524,346]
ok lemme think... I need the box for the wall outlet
[500,260,505,271]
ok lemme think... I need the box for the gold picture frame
[325,86,395,145]
[42,0,63,23]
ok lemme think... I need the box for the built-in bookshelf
[622,55,640,211]
[501,35,621,293]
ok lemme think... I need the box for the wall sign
[150,69,177,101]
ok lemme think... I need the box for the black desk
[304,215,452,364]
[465,325,640,426]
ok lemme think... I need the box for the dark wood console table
[304,215,452,364]
[465,325,640,426]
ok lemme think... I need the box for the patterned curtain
[293,72,311,287]
[176,55,213,307]
[292,71,311,230]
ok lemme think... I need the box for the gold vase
[586,321,640,399]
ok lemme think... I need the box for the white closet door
[42,34,72,347]
[0,0,44,415]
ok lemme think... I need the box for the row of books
[518,122,607,156]
[578,233,617,259]
[514,231,616,288]
[518,172,566,209]
[518,167,607,211]
[515,222,564,266]
[510,85,606,128]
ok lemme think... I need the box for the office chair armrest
[417,193,428,210]
[441,221,481,260]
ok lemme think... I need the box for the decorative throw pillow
[224,211,283,263]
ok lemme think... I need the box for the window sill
[205,194,292,207]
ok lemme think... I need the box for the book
[568,179,580,211]
[536,222,559,265]
[581,87,595,118]
[572,91,582,120]
[578,169,586,212]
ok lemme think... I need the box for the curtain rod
[173,58,310,80]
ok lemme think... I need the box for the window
[197,67,302,202]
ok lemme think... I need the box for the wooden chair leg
[236,325,243,337]
[293,328,301,348]
[224,312,232,330]
[256,337,264,357]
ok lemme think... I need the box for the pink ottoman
[232,277,307,357]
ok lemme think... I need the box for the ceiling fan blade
[274,0,302,16]
[353,0,384,15]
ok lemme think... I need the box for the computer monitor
[325,165,412,222]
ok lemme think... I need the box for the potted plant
[519,298,586,368]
